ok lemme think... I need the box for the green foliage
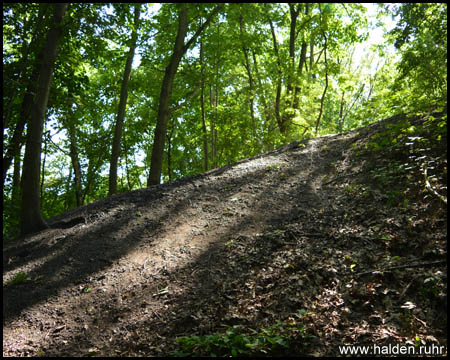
[384,3,447,113]
[423,276,444,299]
[3,272,30,287]
[171,316,312,357]
[362,110,447,208]
[2,3,446,236]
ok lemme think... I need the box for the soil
[3,111,447,357]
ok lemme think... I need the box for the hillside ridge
[3,110,447,356]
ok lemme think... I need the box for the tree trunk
[200,40,209,172]
[3,63,40,186]
[109,5,140,196]
[40,131,48,199]
[292,4,309,112]
[210,86,217,168]
[239,13,256,140]
[252,50,272,140]
[65,166,73,210]
[286,4,299,99]
[338,90,345,133]
[166,125,173,182]
[20,4,67,236]
[147,6,188,186]
[3,3,47,133]
[268,16,285,135]
[10,153,22,222]
[67,121,83,207]
[315,36,328,136]
[148,4,223,186]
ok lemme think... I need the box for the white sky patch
[353,3,399,75]
[133,3,161,68]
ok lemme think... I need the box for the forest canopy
[2,3,447,238]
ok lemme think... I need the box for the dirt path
[3,114,447,356]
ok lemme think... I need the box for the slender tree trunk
[292,4,309,112]
[3,3,47,133]
[148,6,188,186]
[239,13,256,140]
[109,5,140,196]
[315,36,328,136]
[20,4,67,236]
[200,40,209,172]
[10,153,22,222]
[67,121,83,207]
[166,125,174,182]
[123,135,133,191]
[338,90,345,133]
[65,166,73,210]
[82,151,104,205]
[40,131,48,199]
[3,64,40,186]
[252,50,271,132]
[148,4,222,186]
[286,4,299,101]
[210,87,217,169]
[268,16,285,135]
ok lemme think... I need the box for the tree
[109,4,141,196]
[2,3,48,187]
[20,4,67,235]
[388,3,447,111]
[147,4,223,186]
[6,3,443,238]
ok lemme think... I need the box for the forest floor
[3,109,447,357]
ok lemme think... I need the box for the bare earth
[3,113,447,356]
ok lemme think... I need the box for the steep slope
[3,109,447,356]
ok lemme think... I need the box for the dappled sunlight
[4,111,447,356]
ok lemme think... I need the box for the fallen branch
[323,171,363,185]
[424,166,447,204]
[355,260,447,277]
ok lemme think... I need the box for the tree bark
[268,15,285,135]
[239,13,256,139]
[315,36,328,136]
[3,3,47,133]
[109,5,140,196]
[67,120,83,207]
[292,4,309,112]
[20,3,67,236]
[252,50,272,137]
[147,4,223,186]
[3,62,40,186]
[200,40,209,172]
[287,4,300,99]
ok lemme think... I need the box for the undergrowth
[171,312,313,357]
[362,110,447,207]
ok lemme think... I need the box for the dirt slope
[3,111,447,357]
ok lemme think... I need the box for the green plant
[4,272,30,286]
[423,276,443,298]
[225,240,236,248]
[265,164,281,171]
[171,316,312,357]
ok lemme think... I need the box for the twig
[400,279,414,298]
[354,260,447,277]
[424,167,447,204]
[323,171,363,185]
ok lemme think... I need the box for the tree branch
[355,260,447,277]
[424,166,447,204]
[183,4,224,53]
[169,82,202,113]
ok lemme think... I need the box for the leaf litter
[3,110,447,356]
